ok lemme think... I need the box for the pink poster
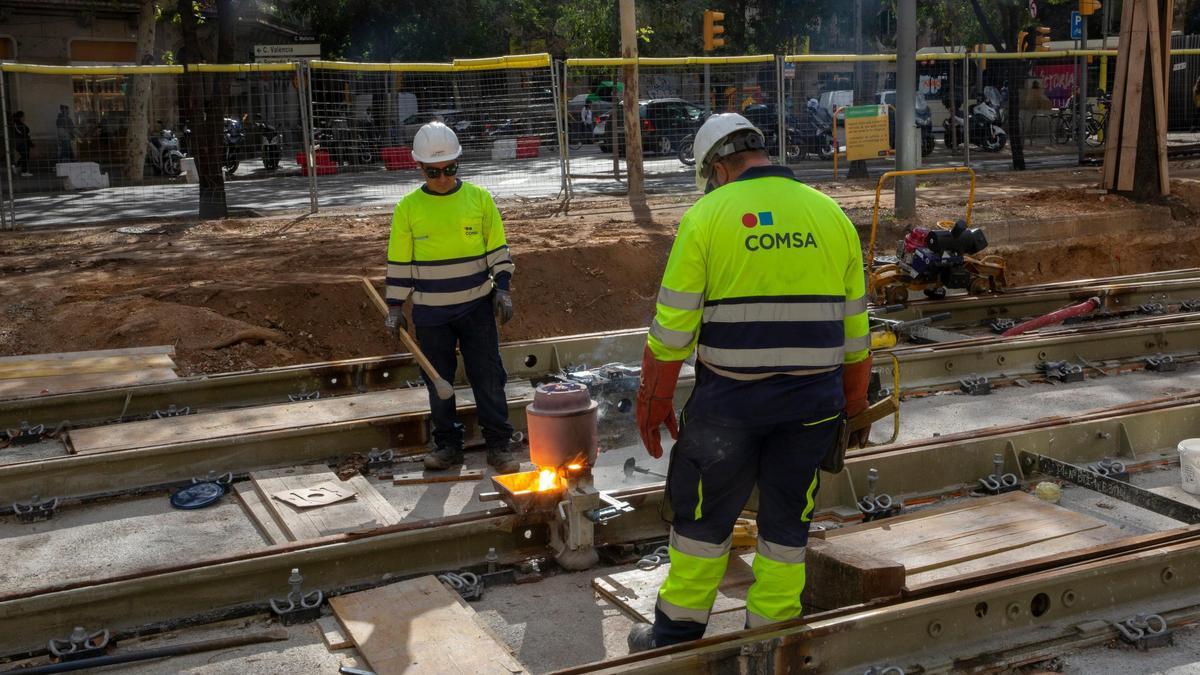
[1031,64,1077,108]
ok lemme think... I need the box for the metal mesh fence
[4,46,1200,229]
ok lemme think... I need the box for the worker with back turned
[384,121,519,474]
[629,113,872,650]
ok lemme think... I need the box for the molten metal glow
[536,468,559,492]
[567,463,583,471]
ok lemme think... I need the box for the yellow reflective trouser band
[657,530,731,623]
[746,545,807,627]
[694,480,703,520]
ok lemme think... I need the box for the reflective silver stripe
[845,294,868,315]
[656,596,711,624]
[657,286,704,311]
[703,301,843,323]
[671,529,731,559]
[650,319,695,350]
[844,334,871,354]
[412,280,494,307]
[412,258,488,281]
[757,539,807,565]
[491,260,516,276]
[745,609,779,628]
[385,285,412,302]
[387,263,413,279]
[697,345,844,369]
[486,247,513,267]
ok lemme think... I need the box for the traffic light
[1036,26,1052,51]
[1079,0,1101,16]
[1016,30,1029,54]
[703,9,725,52]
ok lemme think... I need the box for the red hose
[1001,297,1102,337]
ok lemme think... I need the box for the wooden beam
[0,354,176,380]
[1103,0,1138,189]
[1117,0,1149,192]
[0,368,178,400]
[1146,0,1171,196]
[0,345,174,364]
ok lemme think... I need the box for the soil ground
[4,164,1200,374]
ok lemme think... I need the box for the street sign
[843,105,890,161]
[254,43,321,62]
[1070,11,1082,40]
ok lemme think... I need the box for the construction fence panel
[306,54,562,211]
[562,55,781,193]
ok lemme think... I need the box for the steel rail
[6,274,1200,431]
[4,396,1200,653]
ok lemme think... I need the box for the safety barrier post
[298,62,318,214]
[775,55,786,164]
[0,64,14,229]
[551,58,570,203]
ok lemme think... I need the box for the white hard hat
[692,113,765,191]
[412,121,462,163]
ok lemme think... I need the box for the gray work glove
[493,289,513,325]
[385,305,408,336]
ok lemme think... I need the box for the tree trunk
[177,0,227,219]
[1008,59,1025,170]
[123,0,156,185]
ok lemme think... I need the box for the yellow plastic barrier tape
[0,63,184,75]
[566,54,774,67]
[190,63,297,73]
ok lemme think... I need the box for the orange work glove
[636,345,683,459]
[843,354,873,448]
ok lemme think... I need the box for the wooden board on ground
[242,465,404,542]
[0,368,179,400]
[66,381,534,455]
[330,575,526,675]
[392,468,485,485]
[232,481,290,545]
[0,354,176,380]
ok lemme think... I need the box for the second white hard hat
[692,113,765,191]
[412,121,462,163]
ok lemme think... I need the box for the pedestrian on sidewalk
[383,121,520,474]
[9,111,32,177]
[628,113,872,652]
[56,104,76,161]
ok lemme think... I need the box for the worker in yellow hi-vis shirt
[628,113,872,651]
[385,121,518,474]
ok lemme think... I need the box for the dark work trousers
[652,407,840,647]
[414,298,513,451]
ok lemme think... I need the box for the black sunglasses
[422,163,459,178]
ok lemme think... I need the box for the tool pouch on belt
[819,415,851,474]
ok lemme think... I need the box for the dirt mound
[999,229,1200,285]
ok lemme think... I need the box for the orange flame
[536,468,559,492]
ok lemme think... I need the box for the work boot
[423,446,464,470]
[486,447,520,474]
[627,623,657,653]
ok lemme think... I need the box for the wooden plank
[1145,0,1170,196]
[67,380,535,455]
[1117,0,1150,192]
[0,345,174,365]
[318,615,354,651]
[392,468,485,485]
[825,492,1107,574]
[250,465,403,541]
[1162,0,1176,88]
[0,354,177,380]
[0,368,177,400]
[232,481,290,545]
[1102,0,1137,188]
[330,575,526,675]
[905,524,1128,589]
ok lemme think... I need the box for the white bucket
[1179,439,1200,495]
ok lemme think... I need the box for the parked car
[593,98,704,155]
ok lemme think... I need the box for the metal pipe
[301,64,319,214]
[0,65,15,228]
[894,0,917,218]
[1001,297,1102,337]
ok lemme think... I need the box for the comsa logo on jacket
[741,211,817,251]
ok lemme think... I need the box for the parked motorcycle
[255,120,282,170]
[147,124,184,177]
[943,86,1007,153]
[222,117,245,175]
[915,93,935,157]
[313,118,375,166]
[796,101,835,161]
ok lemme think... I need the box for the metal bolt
[1006,602,1021,620]
[1061,589,1077,607]
[927,620,943,638]
[486,547,499,574]
[288,568,303,594]
[1162,567,1177,583]
[866,468,879,499]
[992,453,1003,479]
[1097,431,1111,440]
